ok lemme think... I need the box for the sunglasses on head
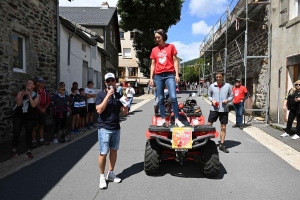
[295,84,300,86]
[106,79,115,83]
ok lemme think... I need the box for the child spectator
[69,87,80,134]
[32,77,50,147]
[52,86,72,144]
[79,88,87,131]
[85,81,97,130]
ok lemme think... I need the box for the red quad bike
[144,93,221,177]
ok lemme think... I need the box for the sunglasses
[295,84,300,86]
[106,79,115,83]
[60,89,65,91]
[61,85,66,86]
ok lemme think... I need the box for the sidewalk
[201,96,300,152]
[0,95,154,179]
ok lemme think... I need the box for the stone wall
[212,7,268,113]
[0,0,58,140]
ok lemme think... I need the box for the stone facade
[212,7,268,114]
[0,0,58,139]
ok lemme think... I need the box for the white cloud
[189,0,229,18]
[170,41,201,62]
[192,20,212,35]
[59,0,118,7]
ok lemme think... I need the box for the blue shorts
[98,128,120,154]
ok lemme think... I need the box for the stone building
[200,0,300,123]
[59,2,121,81]
[0,0,59,137]
[200,0,269,115]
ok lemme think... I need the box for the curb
[0,96,153,180]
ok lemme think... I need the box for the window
[120,31,124,39]
[88,67,94,85]
[130,32,135,39]
[12,33,26,72]
[92,46,96,59]
[129,67,138,77]
[123,48,131,58]
[96,71,102,89]
[110,26,115,46]
[82,44,86,52]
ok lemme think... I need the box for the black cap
[235,79,241,82]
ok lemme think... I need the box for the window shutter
[279,0,289,26]
[88,68,94,82]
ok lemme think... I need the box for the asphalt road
[1,93,300,200]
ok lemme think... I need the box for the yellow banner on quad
[172,127,193,149]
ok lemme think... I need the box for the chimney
[101,1,109,9]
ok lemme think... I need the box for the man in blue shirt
[96,73,126,189]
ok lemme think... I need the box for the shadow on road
[117,162,144,180]
[0,131,98,200]
[218,140,241,150]
[153,160,227,179]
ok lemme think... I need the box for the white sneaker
[175,120,185,127]
[280,132,289,137]
[106,171,121,183]
[157,119,166,127]
[53,138,59,144]
[99,176,107,189]
[291,134,300,140]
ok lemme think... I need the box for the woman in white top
[125,83,135,112]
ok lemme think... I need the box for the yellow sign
[172,127,193,149]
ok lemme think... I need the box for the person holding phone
[10,79,40,160]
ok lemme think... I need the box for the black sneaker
[219,145,229,153]
[232,124,238,128]
[238,125,243,130]
[38,140,45,145]
[26,152,34,159]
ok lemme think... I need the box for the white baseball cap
[104,73,115,80]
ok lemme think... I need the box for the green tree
[118,0,184,77]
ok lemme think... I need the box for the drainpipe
[68,24,77,94]
[277,66,282,123]
[56,2,60,88]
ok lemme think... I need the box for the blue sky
[60,0,238,62]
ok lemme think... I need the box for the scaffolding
[199,0,271,123]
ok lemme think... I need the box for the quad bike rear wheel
[144,139,160,175]
[201,140,220,177]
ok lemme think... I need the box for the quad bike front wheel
[144,139,161,175]
[201,140,220,177]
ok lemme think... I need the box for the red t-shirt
[232,85,248,104]
[150,44,177,74]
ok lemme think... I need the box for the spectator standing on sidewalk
[72,82,80,94]
[85,81,97,130]
[96,72,127,189]
[149,29,184,127]
[69,87,81,134]
[281,81,300,139]
[32,77,50,147]
[52,86,71,144]
[79,88,87,131]
[116,83,123,96]
[208,72,233,153]
[55,82,68,96]
[125,83,135,113]
[10,79,40,159]
[232,79,249,130]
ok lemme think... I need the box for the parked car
[123,81,139,95]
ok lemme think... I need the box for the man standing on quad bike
[96,73,127,189]
[208,72,233,153]
[149,29,184,127]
